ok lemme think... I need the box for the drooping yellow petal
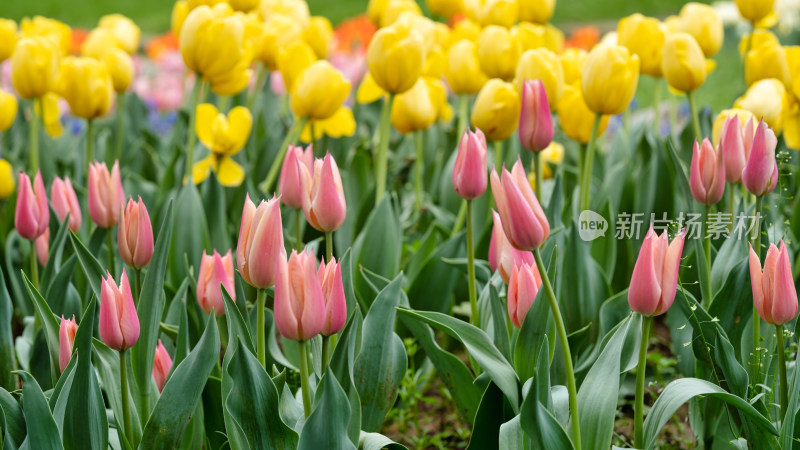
[356,72,386,104]
[195,103,220,149]
[224,106,253,155]
[191,155,215,185]
[299,106,356,142]
[215,156,245,186]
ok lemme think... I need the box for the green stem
[184,78,203,183]
[728,187,736,232]
[533,151,543,200]
[295,209,303,250]
[702,205,712,307]
[466,200,479,328]
[686,91,701,139]
[533,249,581,449]
[311,122,318,155]
[375,94,394,206]
[247,64,266,110]
[457,94,469,137]
[634,315,653,449]
[261,117,308,194]
[751,195,763,390]
[776,324,788,422]
[107,228,116,277]
[115,93,125,163]
[652,78,662,136]
[321,335,330,373]
[579,114,601,211]
[135,269,142,307]
[86,119,94,176]
[119,350,132,445]
[493,140,503,171]
[451,200,467,237]
[414,130,424,215]
[29,242,39,290]
[325,231,333,261]
[257,289,266,368]
[298,340,312,418]
[30,100,40,174]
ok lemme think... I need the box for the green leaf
[499,415,525,450]
[16,371,63,450]
[357,432,408,450]
[22,273,60,384]
[352,196,401,309]
[514,285,551,382]
[779,333,800,449]
[519,369,573,450]
[0,266,16,390]
[69,232,106,299]
[466,382,506,450]
[298,370,356,450]
[92,339,143,445]
[222,287,254,353]
[329,309,363,445]
[168,183,210,286]
[0,387,26,448]
[40,216,70,296]
[405,232,463,314]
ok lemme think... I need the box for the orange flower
[146,32,180,61]
[70,28,89,55]
[563,26,600,50]
[334,14,377,54]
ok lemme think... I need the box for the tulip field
[2,0,800,448]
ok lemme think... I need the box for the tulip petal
[628,229,662,316]
[772,241,798,325]
[216,156,245,187]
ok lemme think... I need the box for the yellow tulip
[557,83,609,144]
[367,0,390,24]
[711,108,754,146]
[422,46,446,79]
[661,33,707,93]
[391,78,439,134]
[477,25,520,81]
[57,56,114,119]
[679,2,723,58]
[0,89,17,132]
[426,0,462,19]
[739,29,779,56]
[514,48,564,107]
[303,16,334,59]
[20,16,72,56]
[38,93,63,138]
[470,78,520,141]
[236,12,263,51]
[446,39,488,95]
[0,159,14,199]
[736,0,775,24]
[617,14,666,77]
[98,14,141,54]
[663,15,682,34]
[581,44,639,115]
[230,0,260,11]
[783,97,800,150]
[560,48,586,86]
[193,103,252,186]
[291,61,351,120]
[367,22,425,94]
[172,1,190,37]
[380,0,422,27]
[519,0,555,25]
[513,22,561,53]
[277,40,317,93]
[0,19,17,63]
[11,37,61,100]
[734,78,787,133]
[745,41,790,87]
[259,0,310,28]
[255,14,303,70]
[300,106,357,142]
[448,18,481,44]
[188,0,228,9]
[81,29,135,92]
[463,0,518,28]
[785,46,800,99]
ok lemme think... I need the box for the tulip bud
[749,240,798,325]
[51,177,82,233]
[318,257,347,336]
[102,49,135,94]
[300,153,347,232]
[557,84,610,144]
[464,0,518,28]
[197,250,236,316]
[445,40,487,95]
[118,197,154,270]
[35,229,49,267]
[507,263,542,328]
[712,108,754,148]
[628,227,686,316]
[99,14,141,55]
[742,119,779,196]
[274,249,326,341]
[291,60,351,121]
[452,129,488,199]
[560,48,587,87]
[303,16,334,59]
[426,0,461,20]
[581,44,640,115]
[152,340,173,393]
[0,160,14,200]
[744,41,790,88]
[519,0,555,24]
[690,138,725,205]
[720,116,754,184]
[367,22,425,94]
[661,33,707,93]
[477,25,520,81]
[617,14,666,78]
[490,159,550,251]
[56,56,115,119]
[390,78,439,134]
[88,161,125,228]
[471,79,521,142]
[237,195,285,289]
[0,89,17,132]
[736,0,776,24]
[11,36,60,99]
[256,14,303,70]
[0,19,16,63]
[679,2,724,58]
[99,270,140,351]
[518,80,553,153]
[279,145,314,209]
[15,171,50,240]
[59,315,78,372]
[489,211,534,283]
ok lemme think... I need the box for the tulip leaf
[15,371,63,450]
[329,309,363,445]
[69,232,106,300]
[357,432,408,450]
[499,415,526,450]
[352,196,401,309]
[40,216,70,296]
[22,273,60,384]
[466,382,506,450]
[298,369,356,450]
[44,255,78,315]
[0,387,26,449]
[514,284,553,383]
[92,338,143,445]
[168,183,210,287]
[140,313,220,449]
[406,231,463,314]
[222,287,254,353]
[779,335,800,449]
[0,265,16,391]
[519,368,573,450]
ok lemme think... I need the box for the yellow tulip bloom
[20,16,72,56]
[255,14,303,70]
[0,89,17,132]
[98,14,141,54]
[661,33,707,93]
[463,0,518,28]
[617,14,666,77]
[193,104,253,186]
[0,19,17,63]
[367,22,426,94]
[678,2,723,58]
[470,78,520,141]
[514,48,564,107]
[581,44,639,115]
[477,25,520,81]
[57,56,115,119]
[0,159,14,199]
[259,0,310,28]
[38,93,63,138]
[735,0,775,24]
[446,39,488,95]
[277,41,317,94]
[519,0,555,25]
[560,48,587,86]
[734,78,787,133]
[513,22,562,53]
[11,37,61,100]
[745,41,790,88]
[172,1,190,37]
[291,61,351,121]
[557,83,609,144]
[303,16,334,59]
[300,107,357,143]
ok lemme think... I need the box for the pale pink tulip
[274,249,325,341]
[490,159,550,251]
[51,176,82,232]
[118,197,154,270]
[689,138,725,205]
[99,270,140,351]
[237,194,285,289]
[749,241,798,325]
[279,144,314,209]
[452,128,488,200]
[152,339,173,393]
[318,257,347,336]
[197,250,235,317]
[88,161,125,228]
[628,227,686,316]
[300,153,347,232]
[507,263,543,328]
[58,315,78,372]
[14,171,49,240]
[35,229,49,267]
[720,116,753,184]
[518,80,553,153]
[742,119,779,197]
[488,210,534,283]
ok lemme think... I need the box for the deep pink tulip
[274,249,325,341]
[507,263,543,328]
[490,159,550,251]
[279,144,314,209]
[14,171,49,240]
[118,197,154,270]
[58,315,78,372]
[749,241,798,325]
[152,339,173,393]
[742,119,779,197]
[197,250,235,317]
[452,128,488,200]
[237,194,285,289]
[628,227,686,316]
[300,153,347,232]
[318,257,347,336]
[51,176,82,232]
[689,138,725,205]
[488,210,534,284]
[35,228,49,267]
[720,116,753,184]
[99,270,140,351]
[518,80,553,152]
[88,161,125,228]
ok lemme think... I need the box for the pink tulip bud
[488,210,535,283]
[628,227,686,317]
[58,315,78,373]
[749,240,798,325]
[197,250,236,317]
[14,171,49,240]
[318,257,347,336]
[279,144,314,209]
[518,80,553,153]
[490,159,550,251]
[51,176,82,232]
[742,119,779,197]
[237,194,285,289]
[507,263,542,328]
[99,269,140,351]
[118,197,154,270]
[35,228,49,267]
[689,138,725,205]
[274,249,325,341]
[720,117,753,184]
[452,128,488,200]
[88,161,125,228]
[152,339,173,393]
[300,153,347,232]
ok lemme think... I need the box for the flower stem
[119,349,132,445]
[686,91,701,139]
[533,249,581,449]
[135,268,142,307]
[751,195,763,390]
[107,228,116,277]
[533,151,543,201]
[295,209,303,250]
[634,315,653,449]
[728,188,736,232]
[493,140,503,171]
[261,116,307,194]
[702,205,712,307]
[414,130,424,215]
[375,94,394,206]
[257,288,266,368]
[29,242,39,290]
[30,100,40,174]
[466,200,479,329]
[652,78,662,136]
[115,93,125,163]
[321,335,330,373]
[86,119,94,175]
[457,94,469,137]
[451,200,467,237]
[247,64,266,111]
[579,114,601,211]
[298,340,312,418]
[776,324,788,422]
[184,78,203,183]
[325,231,333,261]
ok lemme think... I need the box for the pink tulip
[488,210,535,283]
[452,128,488,200]
[318,257,347,336]
[237,194,285,289]
[197,250,236,317]
[518,80,553,153]
[689,138,725,205]
[507,263,543,328]
[58,315,78,372]
[51,176,82,232]
[749,240,798,325]
[628,227,686,316]
[88,161,125,228]
[99,270,140,351]
[14,171,49,240]
[35,229,49,267]
[742,119,779,197]
[279,144,314,209]
[274,249,325,341]
[300,153,347,232]
[118,197,154,270]
[152,339,173,393]
[490,159,550,251]
[720,117,753,184]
